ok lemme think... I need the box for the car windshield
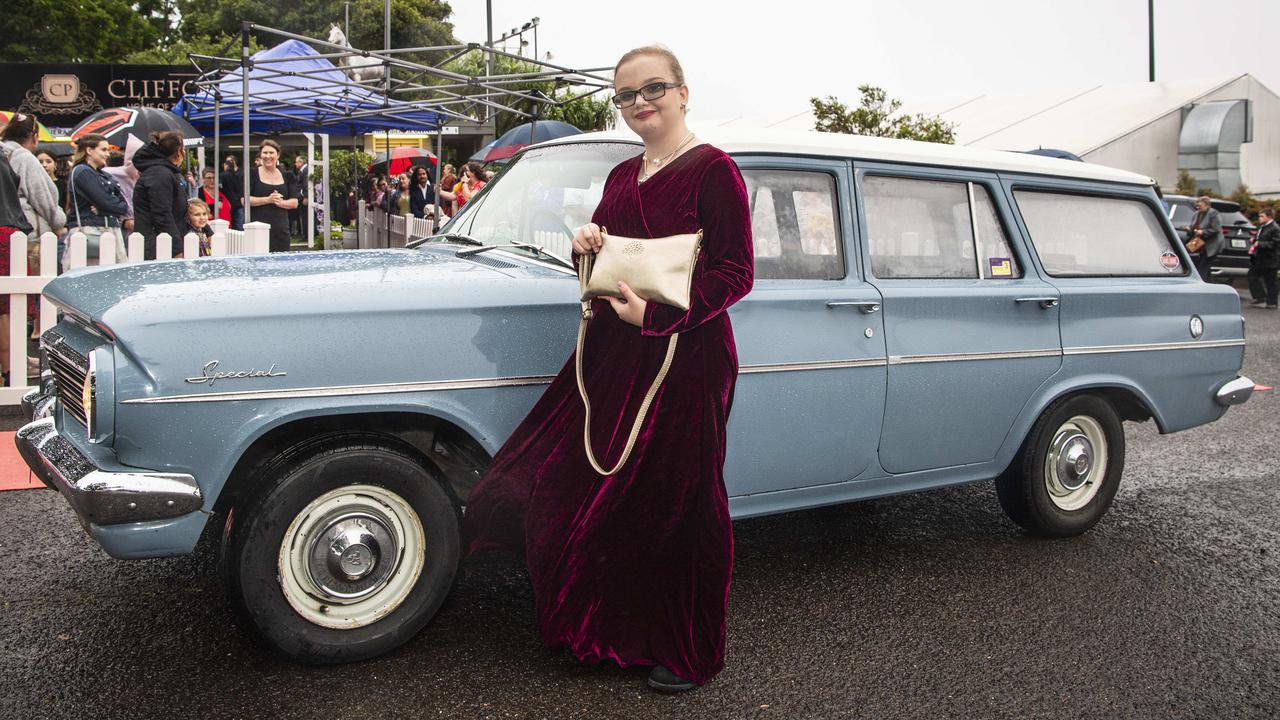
[419,141,640,263]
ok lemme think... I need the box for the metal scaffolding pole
[241,22,252,225]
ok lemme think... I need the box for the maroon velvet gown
[462,143,754,685]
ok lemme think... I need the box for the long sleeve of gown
[641,156,754,337]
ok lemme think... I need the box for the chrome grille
[42,331,90,428]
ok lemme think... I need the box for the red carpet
[0,432,42,491]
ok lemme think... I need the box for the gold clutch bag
[579,229,702,313]
[574,228,702,476]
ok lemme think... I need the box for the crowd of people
[359,160,492,224]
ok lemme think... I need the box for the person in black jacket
[221,155,244,230]
[65,133,129,270]
[408,165,435,219]
[1248,207,1280,308]
[131,131,188,259]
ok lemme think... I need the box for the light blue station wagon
[16,129,1252,663]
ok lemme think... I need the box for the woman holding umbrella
[248,139,297,252]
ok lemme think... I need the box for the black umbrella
[479,120,581,162]
[35,142,73,158]
[70,107,201,150]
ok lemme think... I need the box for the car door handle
[827,301,880,313]
[1014,296,1060,309]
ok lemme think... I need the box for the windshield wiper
[420,232,484,246]
[457,242,575,270]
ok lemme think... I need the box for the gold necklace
[640,132,695,182]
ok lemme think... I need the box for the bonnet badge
[185,360,287,387]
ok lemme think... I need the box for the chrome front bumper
[14,417,202,526]
[1215,376,1255,407]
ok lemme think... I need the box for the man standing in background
[289,155,308,237]
[221,155,244,230]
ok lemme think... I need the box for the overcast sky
[449,0,1280,126]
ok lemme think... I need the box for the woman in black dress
[248,139,297,252]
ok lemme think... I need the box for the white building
[707,74,1280,199]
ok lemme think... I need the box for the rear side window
[863,175,1022,279]
[1014,191,1182,277]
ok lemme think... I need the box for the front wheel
[222,439,460,663]
[995,394,1126,537]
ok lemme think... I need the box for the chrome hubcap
[1055,434,1093,491]
[278,484,426,630]
[307,513,398,600]
[1044,415,1108,511]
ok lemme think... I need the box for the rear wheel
[995,394,1125,537]
[221,439,459,663]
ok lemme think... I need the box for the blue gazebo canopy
[174,39,441,135]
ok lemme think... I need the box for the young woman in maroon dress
[462,46,753,693]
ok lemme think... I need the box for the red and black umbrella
[71,107,201,151]
[369,147,437,176]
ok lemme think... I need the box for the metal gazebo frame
[179,20,614,243]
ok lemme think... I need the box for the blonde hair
[613,45,686,85]
[186,199,210,218]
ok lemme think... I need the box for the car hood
[45,246,572,329]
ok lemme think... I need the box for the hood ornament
[185,360,287,387]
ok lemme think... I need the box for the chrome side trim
[122,374,560,405]
[889,348,1062,365]
[118,338,1244,406]
[740,358,887,374]
[1063,339,1246,355]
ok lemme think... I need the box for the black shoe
[646,665,698,693]
[1249,298,1266,305]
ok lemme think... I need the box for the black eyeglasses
[611,81,682,109]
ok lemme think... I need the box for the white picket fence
[0,219,270,405]
[354,202,571,260]
[357,202,438,249]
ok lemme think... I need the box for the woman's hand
[572,222,603,255]
[606,281,646,327]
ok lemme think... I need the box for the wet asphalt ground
[1,287,1277,720]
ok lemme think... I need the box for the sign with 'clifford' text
[0,63,197,132]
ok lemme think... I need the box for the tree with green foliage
[2,0,176,62]
[1229,184,1262,221]
[1174,169,1198,196]
[327,148,375,203]
[171,0,455,67]
[810,86,955,144]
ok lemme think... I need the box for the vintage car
[17,129,1254,664]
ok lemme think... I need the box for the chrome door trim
[889,348,1062,365]
[1063,339,1245,355]
[740,358,887,374]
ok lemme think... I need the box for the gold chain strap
[576,248,679,476]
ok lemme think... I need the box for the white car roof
[538,127,1155,187]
